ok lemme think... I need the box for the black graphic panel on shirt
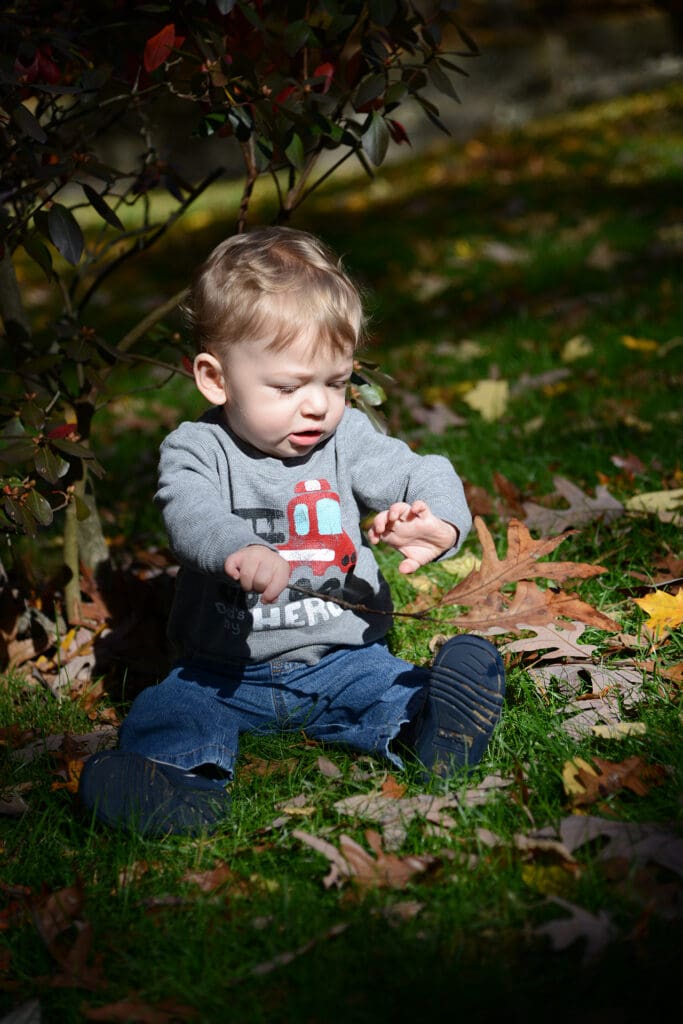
[233,507,286,545]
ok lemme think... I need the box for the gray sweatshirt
[155,406,472,666]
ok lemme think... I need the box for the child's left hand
[367,500,458,573]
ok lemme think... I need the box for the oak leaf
[294,828,435,890]
[535,897,617,964]
[501,620,597,661]
[563,755,666,807]
[438,517,620,634]
[441,517,606,607]
[445,580,620,633]
[333,792,458,850]
[522,476,623,534]
[625,487,683,524]
[552,815,683,881]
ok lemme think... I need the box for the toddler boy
[79,226,505,836]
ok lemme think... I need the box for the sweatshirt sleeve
[155,423,275,575]
[342,409,472,557]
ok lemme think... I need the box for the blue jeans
[119,642,429,780]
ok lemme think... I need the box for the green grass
[2,84,683,1022]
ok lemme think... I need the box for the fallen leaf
[522,477,623,534]
[10,728,117,765]
[625,488,683,524]
[294,828,436,890]
[535,896,618,963]
[334,791,457,850]
[552,815,683,880]
[316,756,342,778]
[563,755,666,807]
[586,240,623,270]
[181,864,234,893]
[462,379,509,422]
[621,334,659,353]
[449,580,620,634]
[521,863,576,897]
[561,335,593,361]
[501,620,596,661]
[633,587,683,637]
[591,721,647,739]
[380,775,406,799]
[528,661,645,709]
[441,517,608,608]
[439,552,482,577]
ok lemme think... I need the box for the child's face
[214,328,354,459]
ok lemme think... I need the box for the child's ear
[193,352,227,405]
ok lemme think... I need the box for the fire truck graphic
[276,479,356,577]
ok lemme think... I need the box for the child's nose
[301,386,327,416]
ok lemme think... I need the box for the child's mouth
[289,430,322,446]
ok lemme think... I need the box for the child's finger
[398,556,421,574]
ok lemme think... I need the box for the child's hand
[224,546,290,603]
[368,500,457,574]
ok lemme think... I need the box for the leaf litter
[1,464,681,1000]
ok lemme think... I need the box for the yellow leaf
[462,379,509,422]
[632,587,683,637]
[561,335,593,362]
[562,757,597,798]
[621,334,659,353]
[439,552,482,577]
[521,863,576,897]
[280,804,316,816]
[59,628,77,653]
[591,722,648,739]
[409,575,441,594]
[624,488,683,524]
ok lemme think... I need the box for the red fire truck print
[276,479,356,577]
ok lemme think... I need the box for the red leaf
[387,119,410,145]
[47,422,78,440]
[144,24,179,73]
[312,62,334,94]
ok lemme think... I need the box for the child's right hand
[224,546,290,604]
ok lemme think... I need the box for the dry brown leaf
[535,896,617,964]
[553,815,683,880]
[446,580,620,633]
[529,661,646,709]
[31,883,104,991]
[566,755,666,807]
[380,774,406,799]
[181,864,235,893]
[316,755,342,778]
[522,477,623,534]
[294,828,435,890]
[501,620,596,661]
[441,517,607,608]
[333,792,458,850]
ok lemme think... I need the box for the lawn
[1,83,682,1023]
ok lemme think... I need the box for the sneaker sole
[413,634,506,778]
[78,750,231,837]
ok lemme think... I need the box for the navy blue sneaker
[411,634,505,778]
[78,749,231,837]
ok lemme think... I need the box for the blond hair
[184,226,365,357]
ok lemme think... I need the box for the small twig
[641,576,683,591]
[288,583,438,620]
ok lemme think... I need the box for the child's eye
[329,380,349,390]
[275,385,298,394]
